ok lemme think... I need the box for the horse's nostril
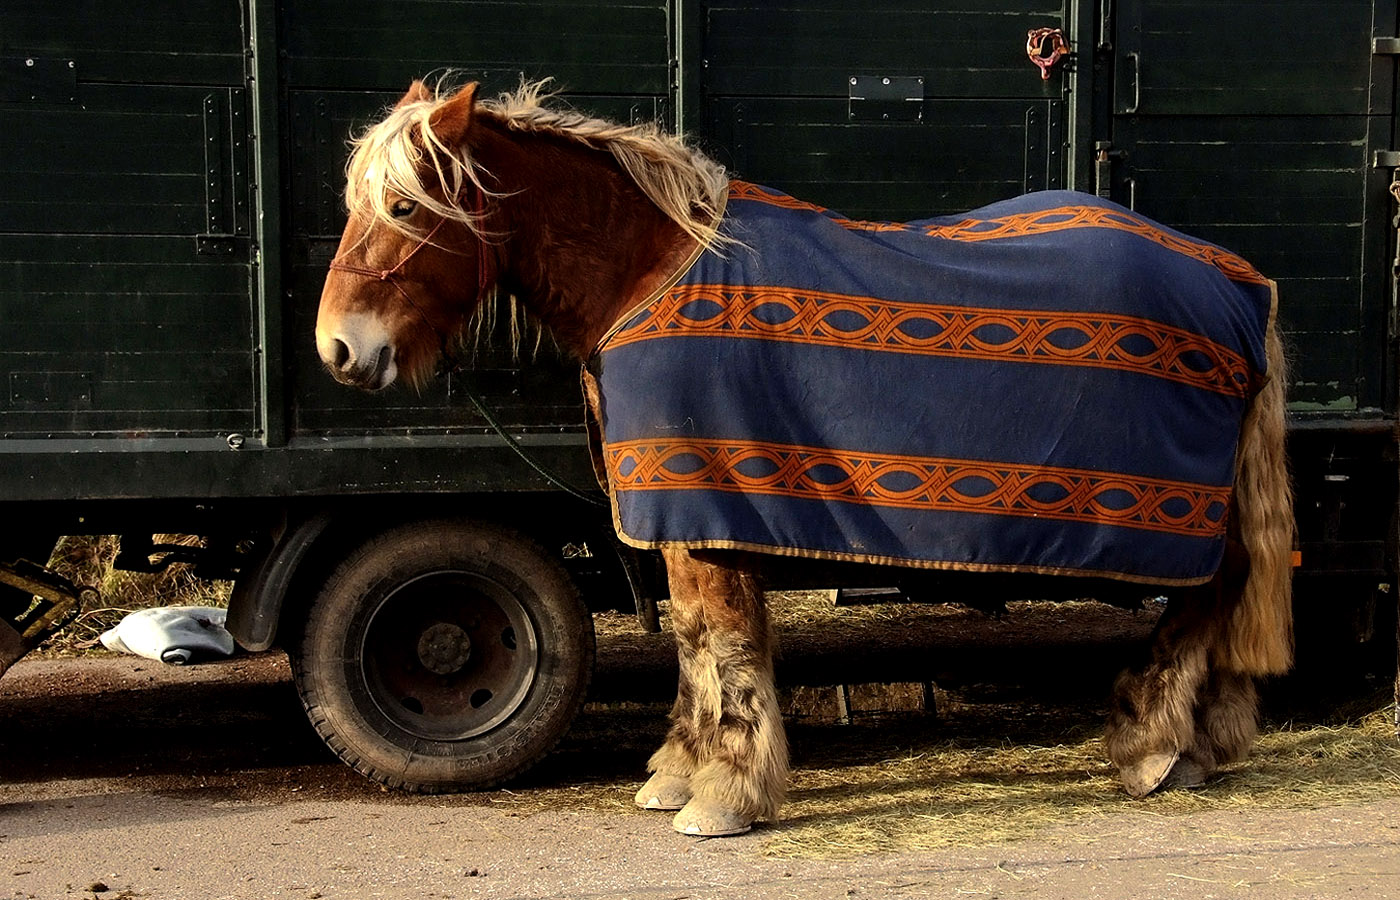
[371,344,393,381]
[331,339,351,370]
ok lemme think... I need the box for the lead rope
[451,376,608,508]
[329,191,608,509]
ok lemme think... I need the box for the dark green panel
[280,0,671,93]
[0,84,250,237]
[0,234,256,438]
[1115,1,1380,115]
[1,0,245,85]
[702,1,1066,99]
[708,98,1060,220]
[0,436,598,502]
[1112,115,1380,412]
[0,0,255,449]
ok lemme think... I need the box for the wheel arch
[226,495,648,652]
[225,509,336,652]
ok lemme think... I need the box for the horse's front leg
[636,548,787,836]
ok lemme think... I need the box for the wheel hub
[416,621,472,674]
[359,570,540,741]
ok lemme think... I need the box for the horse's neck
[479,125,698,357]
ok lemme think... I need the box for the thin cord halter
[327,189,493,366]
[324,189,607,508]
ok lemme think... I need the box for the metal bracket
[1373,37,1400,55]
[1,57,77,103]
[9,370,92,406]
[1025,106,1045,192]
[201,88,248,241]
[203,92,230,235]
[1374,150,1400,169]
[848,75,925,123]
[195,234,251,259]
[196,234,238,255]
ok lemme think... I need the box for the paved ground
[5,788,1400,900]
[2,645,1399,899]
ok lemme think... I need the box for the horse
[315,80,1293,837]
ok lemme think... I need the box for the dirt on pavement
[2,603,1398,900]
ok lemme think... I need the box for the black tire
[291,519,595,792]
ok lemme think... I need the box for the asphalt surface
[2,644,1399,899]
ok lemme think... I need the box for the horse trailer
[1,0,1396,788]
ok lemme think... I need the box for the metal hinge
[848,75,924,123]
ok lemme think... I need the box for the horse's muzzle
[317,313,398,391]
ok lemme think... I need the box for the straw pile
[545,596,1400,858]
[765,704,1398,857]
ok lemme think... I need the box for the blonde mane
[343,79,730,250]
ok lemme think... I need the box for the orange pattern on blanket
[606,438,1230,539]
[606,285,1256,397]
[727,182,1269,286]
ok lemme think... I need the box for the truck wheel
[291,519,594,792]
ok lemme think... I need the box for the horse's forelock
[337,78,730,362]
[347,78,730,251]
[343,97,485,242]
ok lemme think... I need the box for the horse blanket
[591,182,1276,583]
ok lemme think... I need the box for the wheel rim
[359,569,540,741]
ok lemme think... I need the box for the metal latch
[848,76,924,123]
[1094,141,1126,199]
[1373,37,1400,54]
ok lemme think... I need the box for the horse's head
[316,81,492,391]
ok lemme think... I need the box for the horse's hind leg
[1168,667,1259,788]
[1104,584,1215,796]
[639,549,787,835]
[1105,542,1259,796]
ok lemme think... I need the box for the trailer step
[0,560,97,678]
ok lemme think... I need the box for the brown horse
[316,80,1293,836]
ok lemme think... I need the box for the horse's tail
[1219,291,1293,675]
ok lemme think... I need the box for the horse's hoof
[634,773,692,811]
[1163,756,1209,790]
[1119,750,1180,798]
[671,799,753,836]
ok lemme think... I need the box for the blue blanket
[592,183,1275,583]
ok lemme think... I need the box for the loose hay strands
[598,593,1397,858]
[764,706,1400,858]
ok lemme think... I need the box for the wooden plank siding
[0,0,1393,504]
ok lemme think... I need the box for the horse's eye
[390,199,417,218]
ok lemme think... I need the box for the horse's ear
[428,82,479,146]
[396,80,432,109]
